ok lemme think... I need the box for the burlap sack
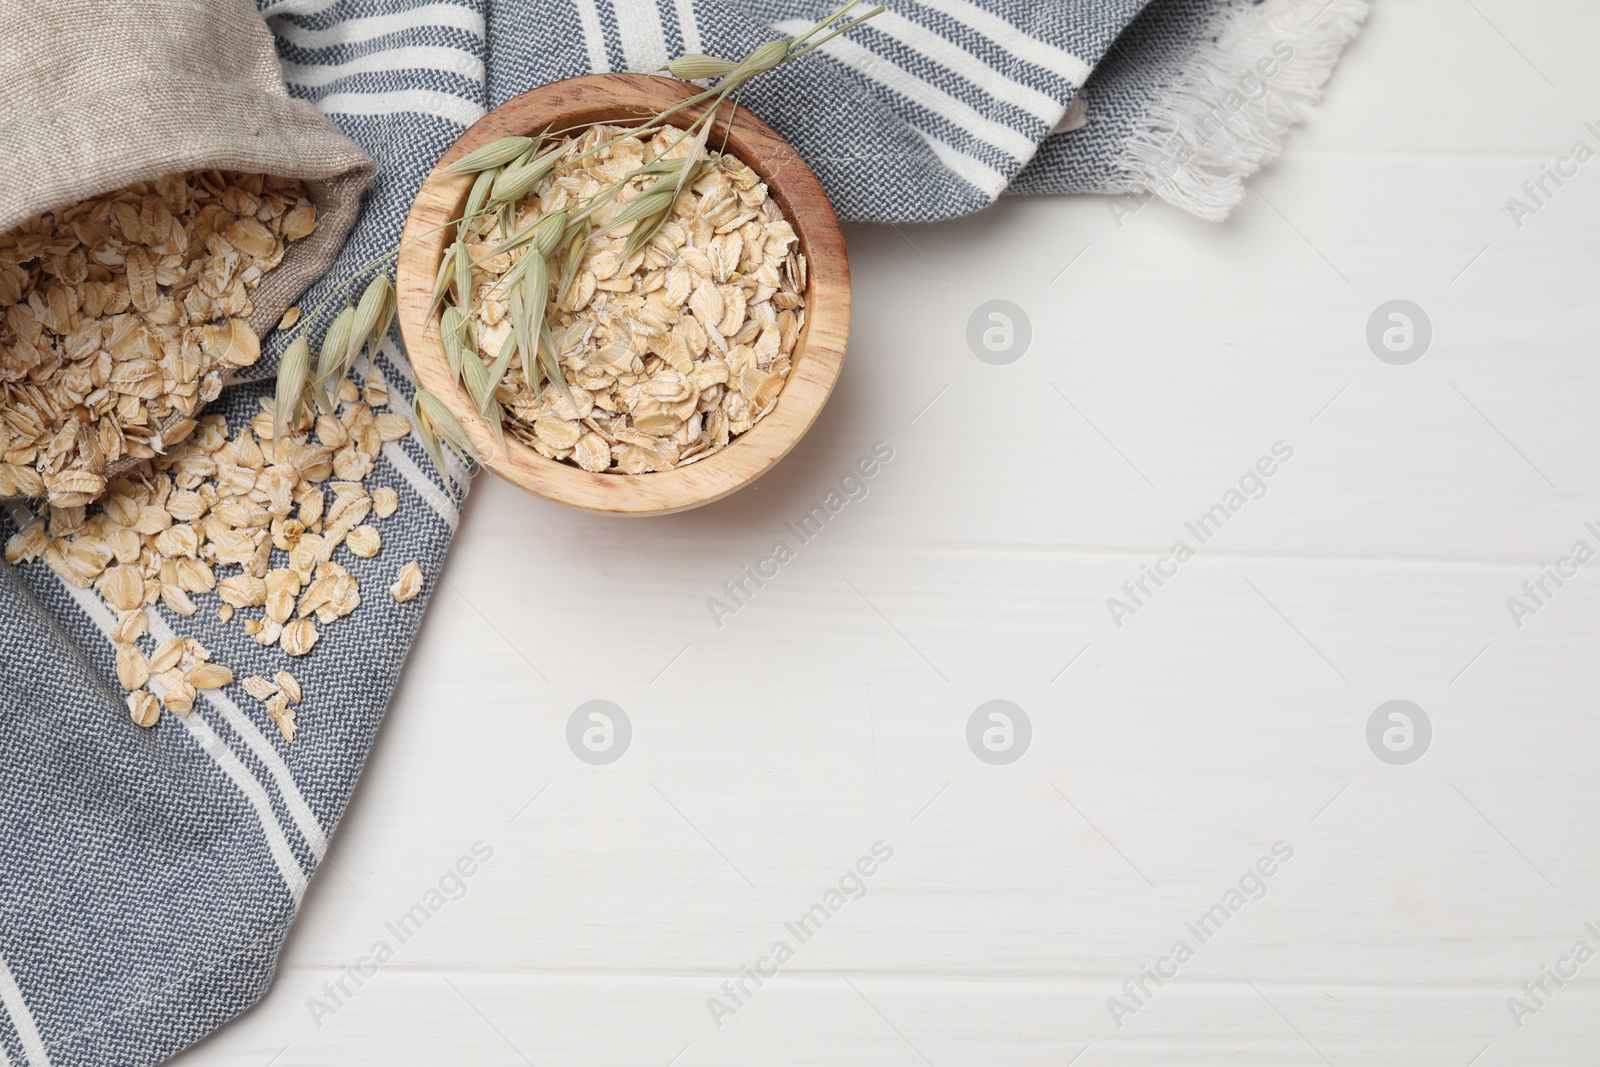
[0,0,374,491]
[0,0,374,337]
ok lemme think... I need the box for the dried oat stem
[434,4,877,422]
[268,2,880,478]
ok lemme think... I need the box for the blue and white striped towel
[0,0,1366,1062]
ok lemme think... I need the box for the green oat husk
[440,305,472,379]
[461,345,495,415]
[345,273,392,372]
[314,306,356,411]
[733,38,791,77]
[447,136,534,174]
[555,220,590,307]
[662,54,739,79]
[457,166,498,242]
[412,388,476,468]
[452,238,473,305]
[490,149,564,206]
[480,329,518,396]
[506,272,535,391]
[428,243,458,317]
[482,208,567,262]
[521,254,549,327]
[537,317,573,407]
[371,283,397,359]
[604,183,675,237]
[458,355,508,451]
[273,336,311,446]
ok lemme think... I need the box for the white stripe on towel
[9,510,311,903]
[373,340,467,525]
[315,89,487,128]
[671,0,702,55]
[909,0,1092,85]
[917,131,1009,195]
[140,612,330,861]
[871,11,1063,125]
[280,46,486,90]
[772,22,1035,160]
[0,954,48,1067]
[573,0,611,73]
[172,712,309,902]
[269,4,486,50]
[613,0,670,72]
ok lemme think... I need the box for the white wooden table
[174,3,1600,1063]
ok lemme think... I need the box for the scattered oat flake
[390,561,422,603]
[275,669,302,703]
[243,675,279,701]
[163,680,197,715]
[127,690,160,728]
[280,618,319,656]
[4,521,45,564]
[346,524,381,558]
[265,692,296,742]
[187,663,234,689]
[111,609,147,644]
[149,639,184,674]
[115,645,150,692]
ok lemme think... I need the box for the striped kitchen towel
[0,0,1366,1063]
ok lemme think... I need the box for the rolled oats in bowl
[460,124,807,475]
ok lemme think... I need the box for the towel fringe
[1115,0,1370,221]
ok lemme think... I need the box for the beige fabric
[0,0,375,339]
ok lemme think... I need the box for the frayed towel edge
[1115,0,1372,221]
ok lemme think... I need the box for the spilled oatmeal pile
[462,124,807,474]
[5,378,425,739]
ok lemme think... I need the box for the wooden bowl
[395,74,850,516]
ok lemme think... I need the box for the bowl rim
[395,72,851,516]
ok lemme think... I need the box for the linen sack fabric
[0,0,375,340]
[0,0,1366,1063]
[0,0,375,485]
